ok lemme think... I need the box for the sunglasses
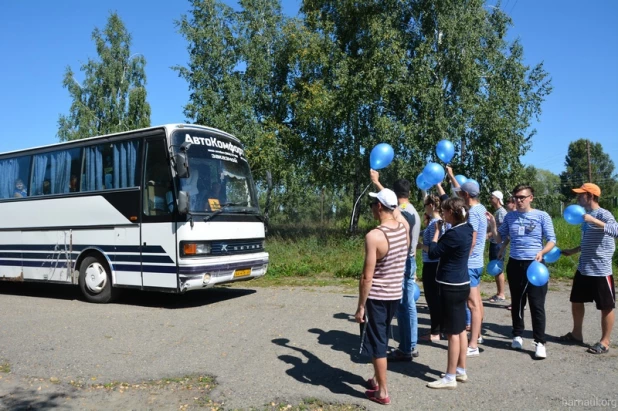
[513,194,532,201]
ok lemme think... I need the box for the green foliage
[58,12,150,141]
[559,139,617,200]
[258,211,618,287]
[175,0,551,227]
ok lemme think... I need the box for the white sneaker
[512,336,523,350]
[534,342,547,359]
[441,372,468,382]
[466,346,480,357]
[427,378,457,389]
[477,335,484,344]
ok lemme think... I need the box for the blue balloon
[416,173,432,191]
[423,162,446,185]
[436,140,455,163]
[454,175,467,186]
[544,246,561,264]
[413,282,421,302]
[527,261,549,287]
[369,143,395,170]
[564,204,586,225]
[486,259,504,276]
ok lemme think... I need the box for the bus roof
[0,124,241,158]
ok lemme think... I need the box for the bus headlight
[182,242,212,256]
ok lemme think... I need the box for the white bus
[0,124,268,303]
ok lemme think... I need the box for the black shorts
[489,242,502,262]
[438,283,470,335]
[360,299,399,359]
[570,271,615,310]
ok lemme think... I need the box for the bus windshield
[172,130,259,214]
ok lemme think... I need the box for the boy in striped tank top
[356,188,409,405]
[560,183,616,354]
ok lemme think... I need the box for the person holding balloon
[426,197,473,389]
[355,188,409,405]
[447,169,487,358]
[486,184,556,359]
[559,183,616,355]
[370,170,421,362]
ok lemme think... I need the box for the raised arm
[446,165,460,189]
[370,169,385,191]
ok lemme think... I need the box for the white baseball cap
[491,190,504,205]
[369,189,398,210]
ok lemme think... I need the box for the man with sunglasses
[560,183,616,355]
[486,185,556,359]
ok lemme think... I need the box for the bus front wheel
[78,256,116,303]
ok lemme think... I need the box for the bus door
[140,138,177,290]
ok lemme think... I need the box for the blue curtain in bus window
[83,146,103,191]
[113,141,138,188]
[0,159,21,199]
[50,151,71,194]
[31,155,49,196]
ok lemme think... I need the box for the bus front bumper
[178,253,269,292]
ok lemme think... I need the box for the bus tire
[78,256,116,303]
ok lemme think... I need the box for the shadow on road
[0,282,256,309]
[272,338,366,399]
[0,387,75,410]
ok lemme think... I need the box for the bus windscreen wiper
[202,202,248,223]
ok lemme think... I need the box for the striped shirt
[422,217,450,263]
[497,209,556,260]
[369,222,408,301]
[490,207,507,244]
[468,204,488,269]
[604,222,618,238]
[578,208,616,277]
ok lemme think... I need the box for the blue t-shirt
[497,209,557,260]
[422,217,450,263]
[578,208,616,276]
[467,204,488,269]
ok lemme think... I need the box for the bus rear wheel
[78,256,116,303]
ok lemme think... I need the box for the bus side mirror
[174,153,190,179]
[174,141,192,178]
[177,191,189,214]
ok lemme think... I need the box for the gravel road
[0,281,616,410]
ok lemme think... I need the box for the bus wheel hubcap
[85,263,107,293]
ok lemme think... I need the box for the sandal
[365,390,391,405]
[366,378,379,391]
[489,295,506,303]
[588,342,609,354]
[557,332,584,345]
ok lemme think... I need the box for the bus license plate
[234,268,251,278]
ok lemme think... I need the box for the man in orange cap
[560,183,616,354]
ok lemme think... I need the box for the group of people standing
[355,167,617,405]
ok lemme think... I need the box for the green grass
[252,215,618,287]
[0,361,10,373]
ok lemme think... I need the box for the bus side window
[0,156,31,199]
[144,140,173,216]
[31,148,82,196]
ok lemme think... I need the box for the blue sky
[0,0,616,176]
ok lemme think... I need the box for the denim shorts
[469,267,483,288]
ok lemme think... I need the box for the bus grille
[209,239,265,256]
